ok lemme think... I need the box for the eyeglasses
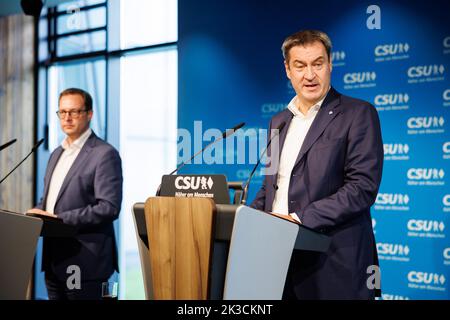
[56,109,88,119]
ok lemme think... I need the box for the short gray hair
[281,30,332,63]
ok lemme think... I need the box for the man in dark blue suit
[27,88,123,300]
[251,30,383,299]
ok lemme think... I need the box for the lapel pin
[329,111,333,115]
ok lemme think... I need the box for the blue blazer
[37,132,123,282]
[251,88,383,299]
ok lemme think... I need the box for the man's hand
[26,208,58,218]
[269,211,302,224]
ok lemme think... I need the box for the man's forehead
[288,43,328,62]
[59,94,84,107]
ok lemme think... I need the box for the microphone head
[0,139,17,151]
[223,122,246,138]
[32,138,45,151]
[233,122,245,131]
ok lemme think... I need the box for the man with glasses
[27,88,123,300]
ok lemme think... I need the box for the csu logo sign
[344,71,376,84]
[407,65,445,78]
[444,36,450,48]
[443,142,450,159]
[407,168,445,186]
[443,194,450,212]
[375,93,409,106]
[343,72,376,90]
[331,51,346,67]
[375,193,410,211]
[376,193,409,205]
[407,116,444,129]
[261,103,286,118]
[407,219,445,239]
[408,271,446,285]
[407,168,445,180]
[384,143,409,155]
[444,89,450,107]
[407,219,445,232]
[375,43,409,56]
[407,117,445,135]
[444,36,450,53]
[374,43,410,62]
[175,176,214,190]
[444,248,450,265]
[444,89,450,101]
[377,243,410,262]
[383,144,409,161]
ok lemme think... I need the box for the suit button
[290,200,295,203]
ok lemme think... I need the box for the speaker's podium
[0,209,76,300]
[133,174,330,300]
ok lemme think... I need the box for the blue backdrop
[178,0,450,299]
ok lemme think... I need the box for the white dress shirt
[45,128,92,214]
[271,96,326,216]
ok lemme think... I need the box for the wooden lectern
[133,197,331,300]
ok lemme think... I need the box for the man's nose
[304,66,315,80]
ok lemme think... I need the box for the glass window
[57,30,106,56]
[119,48,178,299]
[57,6,106,35]
[48,60,106,151]
[120,0,178,49]
[36,0,178,300]
[57,0,106,12]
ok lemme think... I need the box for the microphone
[240,121,287,205]
[0,139,45,184]
[0,139,17,152]
[168,122,245,175]
[156,122,245,196]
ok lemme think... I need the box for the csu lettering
[375,93,408,106]
[344,72,376,84]
[407,116,444,129]
[374,43,409,56]
[175,176,201,190]
[407,168,444,180]
[407,220,444,232]
[407,65,444,78]
[408,271,445,285]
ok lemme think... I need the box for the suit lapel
[54,133,97,205]
[292,88,342,169]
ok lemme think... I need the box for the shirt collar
[62,128,92,150]
[287,87,330,117]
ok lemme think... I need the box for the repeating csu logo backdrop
[179,0,450,300]
[331,3,450,299]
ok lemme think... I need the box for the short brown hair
[59,88,93,111]
[281,29,332,63]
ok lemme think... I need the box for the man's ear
[284,60,291,80]
[87,110,93,121]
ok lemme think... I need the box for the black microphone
[0,139,45,184]
[156,122,245,196]
[241,121,287,205]
[168,122,245,175]
[0,139,17,152]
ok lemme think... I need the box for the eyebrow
[292,56,325,65]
